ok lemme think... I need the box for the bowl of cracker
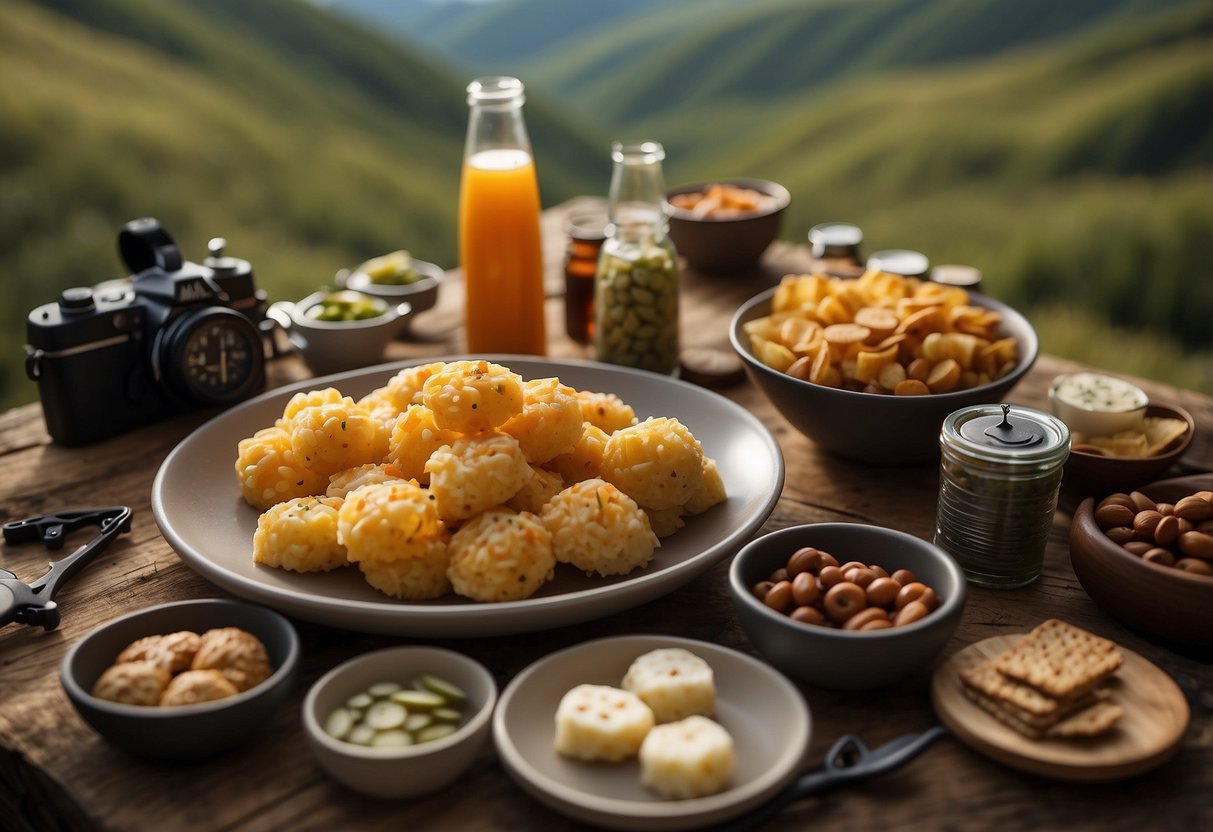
[1058,402,1194,509]
[729,274,1037,464]
[1069,475,1213,647]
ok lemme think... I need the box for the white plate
[152,356,783,636]
[493,635,810,830]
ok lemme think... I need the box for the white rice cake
[639,715,735,799]
[554,684,655,762]
[622,648,716,724]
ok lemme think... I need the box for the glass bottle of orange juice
[459,76,547,355]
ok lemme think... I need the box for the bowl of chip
[60,599,300,760]
[267,290,413,376]
[665,179,789,273]
[1059,403,1194,509]
[302,646,497,799]
[729,282,1038,464]
[339,250,442,319]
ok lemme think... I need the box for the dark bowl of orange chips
[1060,403,1195,510]
[729,277,1038,465]
[665,179,789,273]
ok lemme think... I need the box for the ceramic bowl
[61,598,299,760]
[1059,403,1195,508]
[339,257,443,319]
[729,287,1038,464]
[302,646,496,799]
[1048,372,1149,439]
[729,523,967,690]
[1069,474,1213,647]
[266,291,413,376]
[665,179,790,273]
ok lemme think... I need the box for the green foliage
[0,0,600,410]
[1,0,1210,413]
[623,1,1213,388]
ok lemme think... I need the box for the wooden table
[2,200,1211,831]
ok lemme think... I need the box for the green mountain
[0,0,601,410]
[1,0,1210,411]
[341,0,1213,392]
[523,0,1197,125]
[328,0,684,72]
[636,0,1213,367]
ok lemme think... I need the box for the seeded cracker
[1046,701,1125,738]
[960,660,1104,721]
[961,660,1064,717]
[960,674,1109,734]
[993,619,1123,699]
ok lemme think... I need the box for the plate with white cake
[492,635,811,830]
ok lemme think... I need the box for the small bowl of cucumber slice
[302,646,497,799]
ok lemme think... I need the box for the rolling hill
[1,0,1210,411]
[0,0,601,409]
[331,0,1213,393]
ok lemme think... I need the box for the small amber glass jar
[563,205,608,344]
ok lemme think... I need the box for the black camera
[25,218,268,445]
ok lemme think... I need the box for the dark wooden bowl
[1060,403,1195,511]
[665,178,789,273]
[1070,474,1213,647]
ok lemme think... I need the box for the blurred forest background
[0,0,1210,413]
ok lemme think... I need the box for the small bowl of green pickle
[267,290,414,377]
[302,646,497,799]
[341,250,443,319]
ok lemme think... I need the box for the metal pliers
[1,506,133,631]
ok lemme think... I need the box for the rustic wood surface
[1,199,1210,832]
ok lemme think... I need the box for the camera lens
[155,307,265,406]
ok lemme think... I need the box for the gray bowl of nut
[729,523,966,690]
[729,277,1038,464]
[60,598,300,760]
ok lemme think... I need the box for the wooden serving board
[931,634,1189,782]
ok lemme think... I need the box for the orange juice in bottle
[459,77,547,355]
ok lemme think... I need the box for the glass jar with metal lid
[934,404,1070,588]
[867,249,929,278]
[807,222,865,278]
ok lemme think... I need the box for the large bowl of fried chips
[729,277,1038,464]
[1060,403,1194,507]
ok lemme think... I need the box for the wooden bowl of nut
[1069,474,1213,647]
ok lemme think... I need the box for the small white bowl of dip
[1049,372,1149,439]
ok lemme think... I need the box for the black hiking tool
[1,506,133,630]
